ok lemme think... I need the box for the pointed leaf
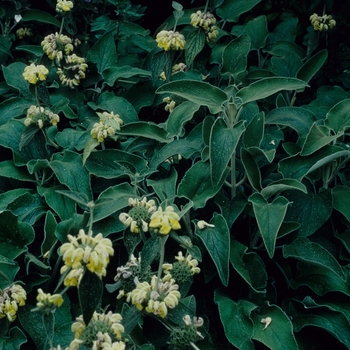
[244,15,268,50]
[156,80,227,114]
[333,186,350,222]
[185,29,206,67]
[243,111,264,148]
[141,237,160,273]
[236,77,308,106]
[249,194,290,258]
[260,179,307,199]
[195,213,230,286]
[216,0,262,22]
[325,98,350,134]
[297,49,328,84]
[241,148,262,191]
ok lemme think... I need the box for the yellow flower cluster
[310,13,336,31]
[128,275,181,318]
[160,62,187,80]
[149,205,181,235]
[60,229,114,287]
[57,54,88,87]
[91,111,124,143]
[35,288,64,314]
[41,33,74,61]
[68,311,125,349]
[24,105,60,128]
[119,197,157,233]
[156,30,186,51]
[0,284,27,322]
[191,10,219,42]
[23,63,49,84]
[56,0,74,13]
[16,27,32,39]
[175,251,201,275]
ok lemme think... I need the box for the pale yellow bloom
[56,0,74,13]
[197,220,215,230]
[310,13,336,31]
[16,27,32,39]
[163,96,176,113]
[57,54,88,87]
[41,32,74,61]
[191,10,218,41]
[36,288,63,313]
[0,284,26,322]
[91,111,123,143]
[156,30,186,51]
[23,63,48,84]
[149,205,181,235]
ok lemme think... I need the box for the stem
[42,129,60,150]
[88,202,95,237]
[34,85,41,107]
[230,151,236,200]
[59,17,65,35]
[157,236,168,284]
[204,0,210,13]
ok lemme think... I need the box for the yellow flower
[56,0,74,13]
[57,54,88,87]
[0,284,26,322]
[91,111,124,143]
[24,105,60,128]
[149,206,181,235]
[59,229,114,286]
[190,10,218,41]
[41,33,74,61]
[16,27,32,39]
[35,288,64,314]
[156,30,186,51]
[23,63,48,84]
[310,13,336,31]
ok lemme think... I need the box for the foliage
[1,0,350,349]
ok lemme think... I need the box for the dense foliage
[1,0,350,349]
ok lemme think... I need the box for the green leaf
[216,0,262,22]
[0,189,32,212]
[249,193,290,258]
[270,52,303,77]
[141,237,160,273]
[0,326,27,349]
[79,270,103,324]
[2,62,31,97]
[333,186,350,222]
[21,9,60,26]
[0,211,34,259]
[297,49,328,85]
[103,65,151,86]
[210,118,245,185]
[325,98,350,134]
[121,304,142,336]
[85,149,149,179]
[185,29,206,67]
[290,299,350,348]
[93,183,135,222]
[300,123,338,156]
[82,138,100,164]
[37,186,76,221]
[124,230,142,255]
[284,190,332,237]
[119,122,169,142]
[0,160,36,182]
[41,211,57,257]
[284,237,345,279]
[195,213,230,286]
[230,240,267,292]
[261,178,307,199]
[165,101,200,138]
[265,106,315,138]
[0,256,19,289]
[241,148,262,191]
[244,15,269,50]
[147,168,178,203]
[243,111,264,148]
[56,129,91,151]
[251,303,298,350]
[156,80,227,114]
[178,160,229,210]
[87,32,117,74]
[16,45,44,57]
[50,150,92,200]
[236,77,308,106]
[278,146,350,180]
[221,35,251,80]
[0,97,34,126]
[214,290,256,350]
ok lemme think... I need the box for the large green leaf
[2,62,31,97]
[300,123,338,156]
[141,237,161,273]
[0,211,34,259]
[185,29,206,67]
[278,145,350,180]
[284,189,333,237]
[195,213,230,286]
[221,35,251,80]
[0,97,34,125]
[241,148,262,191]
[177,160,229,210]
[251,303,298,350]
[0,326,27,349]
[156,80,227,114]
[249,193,290,258]
[283,237,346,280]
[260,178,307,200]
[103,65,151,86]
[230,240,267,292]
[325,98,350,134]
[296,49,328,85]
[244,15,269,50]
[119,122,169,142]
[0,160,36,182]
[235,77,308,106]
[21,9,60,26]
[265,106,315,138]
[210,118,245,185]
[147,168,178,203]
[216,0,262,22]
[290,299,350,348]
[243,111,264,148]
[50,150,92,200]
[214,290,256,350]
[87,31,117,74]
